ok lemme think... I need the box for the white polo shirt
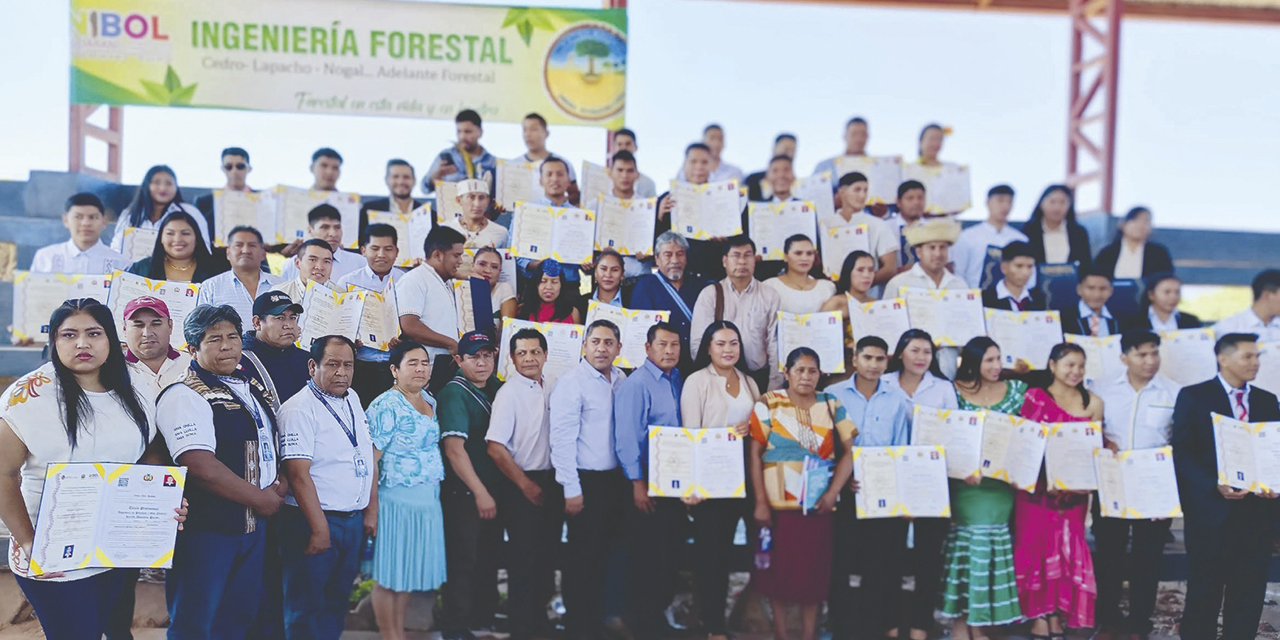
[819,210,899,268]
[279,247,363,283]
[196,271,280,327]
[126,349,192,396]
[952,221,1029,290]
[156,374,277,488]
[30,239,129,275]
[486,371,553,471]
[337,264,404,293]
[395,264,458,359]
[1093,373,1178,450]
[278,383,374,512]
[1214,308,1280,344]
[883,262,968,296]
[445,217,510,250]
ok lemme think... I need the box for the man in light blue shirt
[195,226,278,326]
[812,116,869,180]
[826,336,911,447]
[612,322,684,638]
[421,109,497,195]
[337,223,405,408]
[508,157,584,284]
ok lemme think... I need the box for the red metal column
[68,105,124,182]
[1066,0,1122,217]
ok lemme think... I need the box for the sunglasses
[223,163,248,171]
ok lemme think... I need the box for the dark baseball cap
[253,291,304,318]
[457,330,497,356]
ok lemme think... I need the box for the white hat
[455,179,488,197]
[903,217,961,247]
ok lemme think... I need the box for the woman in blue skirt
[365,340,448,640]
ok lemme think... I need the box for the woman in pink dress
[1017,343,1105,640]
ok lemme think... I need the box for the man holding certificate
[630,232,709,375]
[273,239,337,304]
[511,158,583,286]
[337,223,405,408]
[1091,330,1179,640]
[194,147,254,237]
[396,226,466,393]
[657,142,745,281]
[613,322,686,639]
[601,150,658,278]
[1172,332,1280,640]
[883,217,968,294]
[358,159,425,234]
[819,172,899,288]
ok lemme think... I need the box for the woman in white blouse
[110,164,212,254]
[764,234,836,314]
[680,321,760,640]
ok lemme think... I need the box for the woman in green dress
[943,337,1026,639]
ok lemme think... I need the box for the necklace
[166,258,194,272]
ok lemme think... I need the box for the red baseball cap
[124,296,171,320]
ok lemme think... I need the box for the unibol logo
[72,11,169,40]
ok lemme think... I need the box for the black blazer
[1093,241,1174,280]
[1058,304,1120,336]
[1172,378,1280,526]
[1021,219,1093,268]
[981,286,1048,311]
[1119,309,1202,332]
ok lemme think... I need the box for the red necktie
[1235,389,1249,421]
[1014,297,1028,312]
[1089,315,1100,337]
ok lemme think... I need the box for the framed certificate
[901,161,972,214]
[776,311,845,374]
[120,227,158,263]
[28,463,185,576]
[496,159,540,211]
[1094,447,1182,519]
[979,412,1048,492]
[910,406,986,480]
[848,297,911,348]
[213,190,276,247]
[272,186,361,247]
[984,309,1063,370]
[792,172,836,220]
[647,426,746,499]
[366,208,427,268]
[1212,412,1280,493]
[1064,334,1124,386]
[585,301,669,369]
[1158,328,1218,388]
[496,317,585,383]
[509,204,596,266]
[1044,421,1103,491]
[594,195,657,257]
[748,201,818,260]
[297,282,363,348]
[853,445,951,519]
[670,179,743,239]
[833,155,903,205]
[901,287,986,347]
[11,272,112,343]
[818,222,871,280]
[106,271,200,349]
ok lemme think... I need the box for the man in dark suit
[1172,332,1280,640]
[981,241,1047,311]
[358,159,426,237]
[1059,264,1120,336]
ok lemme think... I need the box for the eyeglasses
[223,163,248,171]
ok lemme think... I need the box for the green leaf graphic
[138,66,198,106]
[164,66,181,93]
[501,7,559,47]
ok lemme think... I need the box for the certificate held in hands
[819,222,871,280]
[853,445,951,519]
[585,301,668,369]
[121,227,158,262]
[902,162,972,214]
[979,412,1047,491]
[670,179,743,239]
[984,309,1063,370]
[510,204,596,266]
[214,190,277,247]
[495,159,540,211]
[1212,412,1280,492]
[351,287,399,351]
[297,282,364,348]
[366,208,427,267]
[1064,334,1124,386]
[1044,421,1103,491]
[901,287,986,347]
[832,155,903,205]
[910,406,986,480]
[11,271,111,343]
[28,462,185,576]
[847,298,910,348]
[496,317,584,383]
[748,201,818,260]
[792,173,836,220]
[776,311,845,374]
[647,426,746,499]
[1158,328,1217,387]
[106,271,200,349]
[1094,447,1182,519]
[594,195,657,257]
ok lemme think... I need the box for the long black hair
[517,261,577,321]
[693,320,749,374]
[1026,184,1077,228]
[835,250,875,296]
[126,165,184,228]
[1110,206,1151,244]
[886,329,946,379]
[1038,342,1090,408]
[47,298,151,448]
[954,336,1000,388]
[1141,272,1181,310]
[143,210,214,280]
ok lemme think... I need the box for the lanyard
[657,275,693,321]
[310,383,358,448]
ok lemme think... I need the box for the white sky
[2,0,1278,231]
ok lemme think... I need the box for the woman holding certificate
[1016,343,1103,638]
[748,347,856,640]
[821,250,877,382]
[516,259,580,323]
[945,337,1027,638]
[109,164,212,254]
[473,247,517,323]
[126,210,221,283]
[0,298,185,640]
[764,235,836,314]
[365,340,447,640]
[682,321,760,640]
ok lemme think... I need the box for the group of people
[5,107,1280,640]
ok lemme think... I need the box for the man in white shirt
[448,178,509,249]
[277,335,374,640]
[272,239,336,304]
[1091,329,1179,640]
[813,116,870,178]
[611,128,658,199]
[952,184,1027,289]
[1214,269,1280,343]
[396,225,467,393]
[515,160,581,284]
[675,124,744,183]
[30,193,128,274]
[884,217,967,294]
[690,237,782,391]
[820,172,899,287]
[197,226,279,325]
[603,150,655,278]
[338,223,404,408]
[280,204,362,282]
[122,296,191,394]
[485,328,562,640]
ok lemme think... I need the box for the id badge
[261,439,274,464]
[354,452,369,478]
